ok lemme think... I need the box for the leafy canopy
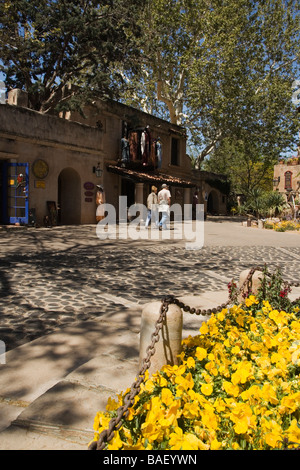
[0,0,145,112]
[119,0,300,165]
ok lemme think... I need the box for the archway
[207,190,219,215]
[58,168,81,225]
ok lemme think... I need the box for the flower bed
[264,220,300,232]
[91,270,300,451]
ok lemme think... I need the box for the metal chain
[89,266,300,450]
[89,297,172,450]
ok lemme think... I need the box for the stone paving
[0,218,299,352]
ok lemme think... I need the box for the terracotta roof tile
[106,164,195,188]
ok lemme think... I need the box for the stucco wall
[65,99,191,176]
[0,104,105,225]
[274,163,300,190]
[0,99,228,225]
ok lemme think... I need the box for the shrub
[264,222,275,230]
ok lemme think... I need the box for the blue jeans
[145,209,158,228]
[159,211,169,229]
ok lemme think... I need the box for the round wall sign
[32,159,49,179]
[84,182,95,190]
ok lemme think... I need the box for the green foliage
[239,189,287,218]
[204,178,231,196]
[229,265,300,314]
[120,0,300,165]
[203,137,277,197]
[0,0,146,112]
[1,0,299,173]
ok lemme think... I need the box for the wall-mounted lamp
[273,176,280,186]
[93,162,102,177]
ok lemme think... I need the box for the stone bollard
[139,301,183,377]
[258,219,264,229]
[239,269,263,302]
[0,340,5,364]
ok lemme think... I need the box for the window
[171,137,180,166]
[284,171,292,190]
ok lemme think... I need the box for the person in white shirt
[157,183,171,230]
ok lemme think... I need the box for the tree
[0,0,145,113]
[202,138,276,197]
[119,0,300,165]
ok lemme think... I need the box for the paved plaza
[0,217,300,350]
[0,216,299,351]
[0,216,299,450]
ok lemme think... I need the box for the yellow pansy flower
[195,347,207,361]
[169,427,200,450]
[285,419,300,448]
[261,418,283,448]
[161,387,174,407]
[200,322,209,335]
[205,361,218,376]
[210,439,222,450]
[182,400,200,419]
[141,422,164,443]
[201,383,213,396]
[223,380,240,397]
[156,374,168,388]
[143,378,155,393]
[245,295,259,307]
[261,383,279,405]
[231,361,253,385]
[202,371,213,383]
[269,309,289,327]
[234,420,249,434]
[229,402,255,435]
[186,356,195,369]
[200,404,219,430]
[106,396,120,411]
[107,430,124,450]
[217,310,226,321]
[280,391,300,413]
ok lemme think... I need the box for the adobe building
[0,102,104,226]
[191,169,228,216]
[273,158,300,208]
[0,90,228,226]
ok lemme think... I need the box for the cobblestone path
[0,224,299,351]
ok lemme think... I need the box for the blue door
[6,162,29,224]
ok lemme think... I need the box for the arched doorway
[58,168,81,225]
[207,190,219,215]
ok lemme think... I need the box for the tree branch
[255,55,299,95]
[198,131,223,162]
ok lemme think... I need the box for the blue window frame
[5,162,29,224]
